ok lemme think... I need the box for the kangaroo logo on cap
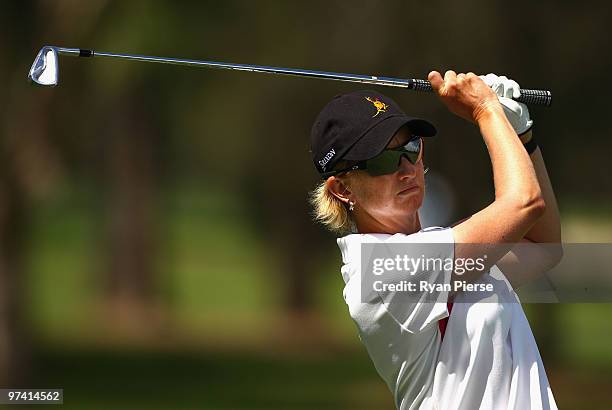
[365,97,388,118]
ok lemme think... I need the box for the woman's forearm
[477,107,543,209]
[452,106,546,281]
[496,134,563,284]
[519,137,562,244]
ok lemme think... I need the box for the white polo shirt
[337,227,558,410]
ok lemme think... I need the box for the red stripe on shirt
[438,302,454,341]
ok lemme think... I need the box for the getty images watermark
[371,252,490,293]
[359,242,612,303]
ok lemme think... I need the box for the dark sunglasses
[323,137,424,178]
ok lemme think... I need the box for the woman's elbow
[546,243,564,270]
[533,242,563,273]
[518,193,546,221]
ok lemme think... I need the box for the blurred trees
[0,1,68,387]
[102,86,160,328]
[0,147,32,386]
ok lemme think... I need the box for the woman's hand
[428,70,502,124]
[480,73,533,136]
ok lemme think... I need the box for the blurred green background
[2,1,612,409]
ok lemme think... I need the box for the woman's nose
[397,155,417,177]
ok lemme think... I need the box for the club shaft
[57,47,413,88]
[55,47,552,106]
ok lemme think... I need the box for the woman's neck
[355,212,421,235]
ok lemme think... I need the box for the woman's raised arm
[428,70,545,283]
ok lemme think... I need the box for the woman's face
[332,126,426,234]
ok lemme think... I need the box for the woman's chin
[393,193,422,213]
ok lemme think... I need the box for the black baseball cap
[310,90,436,174]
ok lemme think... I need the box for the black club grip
[516,89,552,107]
[409,78,552,107]
[411,79,434,92]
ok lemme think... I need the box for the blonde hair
[308,178,356,236]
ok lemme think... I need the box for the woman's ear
[325,176,352,204]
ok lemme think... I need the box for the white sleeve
[368,227,454,333]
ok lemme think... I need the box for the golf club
[28,46,552,106]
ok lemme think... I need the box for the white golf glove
[480,73,533,135]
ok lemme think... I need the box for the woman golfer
[309,71,561,409]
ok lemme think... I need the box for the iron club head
[28,46,59,86]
